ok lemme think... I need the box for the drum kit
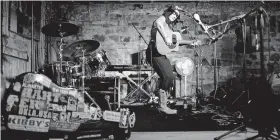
[41,21,111,92]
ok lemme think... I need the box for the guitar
[155,29,202,55]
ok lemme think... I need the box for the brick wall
[49,1,280,96]
[1,2,42,78]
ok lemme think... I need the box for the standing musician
[146,5,201,114]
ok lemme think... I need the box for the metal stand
[214,3,280,140]
[244,7,280,140]
[123,72,156,99]
[214,15,250,140]
[230,19,251,107]
[80,49,100,109]
[194,47,202,108]
[214,124,246,140]
[122,24,156,102]
[58,31,65,87]
[245,131,280,140]
[81,50,85,96]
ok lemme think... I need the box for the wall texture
[47,1,280,97]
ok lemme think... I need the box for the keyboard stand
[119,72,157,102]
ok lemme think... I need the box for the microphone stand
[213,20,248,140]
[208,1,264,29]
[214,4,279,140]
[258,8,265,80]
[245,7,280,140]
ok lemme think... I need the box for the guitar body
[155,30,182,55]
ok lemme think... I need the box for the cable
[198,104,243,126]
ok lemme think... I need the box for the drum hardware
[70,65,83,77]
[86,49,111,77]
[81,49,86,98]
[41,21,79,87]
[41,21,79,38]
[84,90,101,109]
[63,40,100,58]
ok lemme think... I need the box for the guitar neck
[178,40,194,45]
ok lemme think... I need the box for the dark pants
[146,42,174,91]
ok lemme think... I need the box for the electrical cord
[198,104,242,125]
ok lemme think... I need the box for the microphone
[193,14,208,33]
[193,13,212,38]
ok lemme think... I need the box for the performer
[146,5,199,114]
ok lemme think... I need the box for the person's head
[163,5,181,24]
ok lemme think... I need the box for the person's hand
[191,40,202,46]
[165,37,172,47]
[174,6,183,11]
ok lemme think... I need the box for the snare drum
[42,61,75,86]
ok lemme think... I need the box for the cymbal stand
[58,28,65,87]
[81,49,86,97]
[80,49,100,109]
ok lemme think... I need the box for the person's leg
[152,56,174,90]
[151,56,176,114]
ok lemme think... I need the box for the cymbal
[63,40,100,58]
[41,21,79,37]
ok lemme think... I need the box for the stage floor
[128,130,265,140]
[48,130,276,140]
[124,104,240,132]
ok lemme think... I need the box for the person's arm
[155,16,170,45]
